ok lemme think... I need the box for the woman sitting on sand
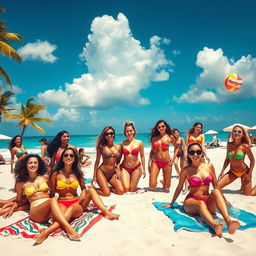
[217,125,256,196]
[163,142,240,238]
[78,147,92,168]
[148,120,175,191]
[9,135,28,173]
[186,122,210,163]
[47,130,77,170]
[93,126,124,196]
[13,154,80,243]
[34,147,119,244]
[119,121,146,192]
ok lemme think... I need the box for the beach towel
[84,177,92,184]
[0,204,115,239]
[153,202,256,233]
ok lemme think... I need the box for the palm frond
[0,41,22,62]
[31,122,45,134]
[0,32,22,43]
[29,117,52,123]
[0,65,12,85]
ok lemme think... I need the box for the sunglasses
[105,132,114,136]
[188,150,202,156]
[233,130,242,134]
[63,153,75,158]
[157,125,165,129]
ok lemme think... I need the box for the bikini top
[122,147,140,156]
[24,182,49,196]
[57,179,79,190]
[55,153,61,162]
[17,150,27,156]
[188,135,202,144]
[227,151,244,160]
[102,149,120,158]
[188,175,212,188]
[153,141,170,149]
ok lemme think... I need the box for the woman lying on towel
[13,154,80,242]
[163,142,240,238]
[34,148,119,244]
[217,125,256,196]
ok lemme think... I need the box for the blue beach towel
[84,177,92,183]
[153,202,256,233]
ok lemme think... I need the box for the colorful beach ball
[224,73,243,91]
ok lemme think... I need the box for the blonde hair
[229,125,251,146]
[123,121,137,137]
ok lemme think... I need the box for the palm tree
[0,89,15,122]
[0,7,22,87]
[4,97,52,136]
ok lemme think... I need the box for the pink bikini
[121,147,141,174]
[153,141,170,169]
[185,175,212,202]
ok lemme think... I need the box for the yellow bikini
[24,182,49,196]
[56,180,79,190]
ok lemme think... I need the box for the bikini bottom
[185,193,209,203]
[99,167,117,181]
[58,199,79,208]
[230,170,246,178]
[153,159,170,169]
[30,198,50,208]
[121,162,141,174]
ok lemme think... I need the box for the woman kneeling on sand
[35,147,119,244]
[13,154,80,244]
[163,143,240,238]
[119,121,146,192]
[217,125,256,196]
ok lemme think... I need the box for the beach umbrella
[204,130,218,135]
[0,134,11,140]
[248,126,256,131]
[223,123,250,132]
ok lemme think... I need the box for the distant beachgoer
[13,154,80,244]
[0,154,6,164]
[119,121,146,192]
[186,122,210,162]
[47,131,77,170]
[217,125,256,196]
[148,120,175,191]
[9,135,28,173]
[39,138,49,159]
[93,126,124,196]
[78,147,92,168]
[162,142,240,238]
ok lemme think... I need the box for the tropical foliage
[0,7,22,87]
[0,89,15,122]
[4,97,52,136]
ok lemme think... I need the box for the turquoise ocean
[1,132,255,160]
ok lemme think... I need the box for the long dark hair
[186,142,203,165]
[51,147,83,181]
[9,135,22,151]
[96,126,115,150]
[47,130,69,158]
[14,154,46,182]
[150,120,172,142]
[188,122,203,135]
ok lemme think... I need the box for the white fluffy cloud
[51,108,82,122]
[37,13,172,108]
[174,47,256,103]
[18,40,57,63]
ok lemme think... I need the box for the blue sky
[1,0,256,136]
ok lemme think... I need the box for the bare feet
[213,223,224,238]
[227,220,240,234]
[33,229,49,245]
[104,212,120,220]
[66,230,81,241]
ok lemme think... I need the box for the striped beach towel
[153,202,256,233]
[0,205,115,238]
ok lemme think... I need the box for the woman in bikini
[163,142,240,238]
[39,138,49,159]
[13,154,80,243]
[186,122,210,162]
[34,147,119,244]
[47,130,77,170]
[148,120,175,191]
[9,135,28,173]
[119,121,146,192]
[93,126,124,196]
[217,125,256,196]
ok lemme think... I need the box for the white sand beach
[0,147,256,256]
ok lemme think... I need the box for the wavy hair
[96,126,115,150]
[150,120,172,142]
[51,147,83,180]
[47,130,69,158]
[8,135,22,151]
[14,154,46,182]
[229,125,251,146]
[186,142,203,165]
[188,122,203,136]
